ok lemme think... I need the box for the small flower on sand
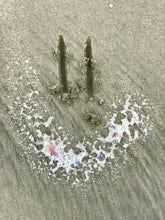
[98,152,105,161]
[112,132,118,138]
[46,144,57,156]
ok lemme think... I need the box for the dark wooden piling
[58,35,68,93]
[84,36,94,99]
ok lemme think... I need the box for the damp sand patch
[10,86,153,184]
[5,52,154,185]
[5,49,154,184]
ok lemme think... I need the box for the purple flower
[98,152,105,161]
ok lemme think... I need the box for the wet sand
[0,0,165,219]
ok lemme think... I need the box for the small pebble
[89,97,94,101]
[35,144,43,151]
[109,3,114,8]
[98,99,105,105]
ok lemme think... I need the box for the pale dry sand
[0,0,165,219]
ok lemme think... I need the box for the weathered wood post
[58,35,68,93]
[84,36,94,100]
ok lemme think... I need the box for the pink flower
[49,145,57,156]
[112,132,118,138]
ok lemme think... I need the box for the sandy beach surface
[0,0,165,219]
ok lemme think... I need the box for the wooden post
[58,35,68,93]
[84,36,94,99]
